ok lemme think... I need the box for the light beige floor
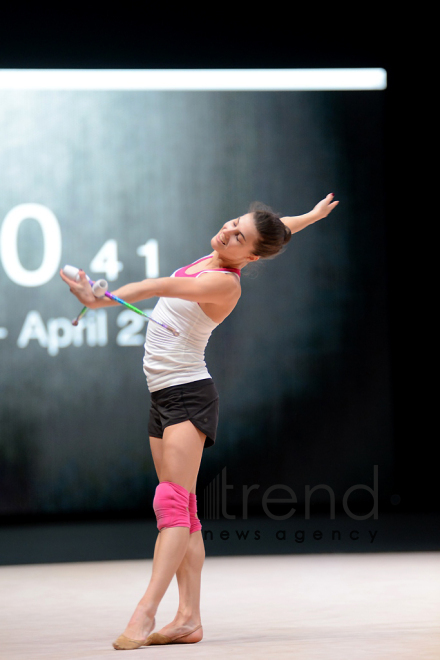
[0,553,439,659]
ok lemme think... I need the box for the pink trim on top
[174,255,241,279]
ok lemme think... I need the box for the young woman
[60,193,338,650]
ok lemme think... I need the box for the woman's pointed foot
[112,614,156,650]
[112,633,150,650]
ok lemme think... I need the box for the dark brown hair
[249,201,292,259]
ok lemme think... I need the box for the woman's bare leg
[157,530,205,642]
[119,421,205,642]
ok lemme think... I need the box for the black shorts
[148,378,219,449]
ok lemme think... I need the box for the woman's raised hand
[281,193,339,234]
[59,269,97,308]
[312,193,339,220]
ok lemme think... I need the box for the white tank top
[143,256,240,392]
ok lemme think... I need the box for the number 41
[89,239,159,280]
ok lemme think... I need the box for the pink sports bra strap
[174,255,241,278]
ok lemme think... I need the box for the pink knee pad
[153,481,190,531]
[189,493,202,534]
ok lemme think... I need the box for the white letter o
[0,203,62,287]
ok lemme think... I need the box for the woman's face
[211,213,260,266]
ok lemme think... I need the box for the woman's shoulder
[197,270,242,305]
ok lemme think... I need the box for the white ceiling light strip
[0,68,387,91]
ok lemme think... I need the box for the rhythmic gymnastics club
[62,265,180,336]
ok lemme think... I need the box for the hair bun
[249,203,292,259]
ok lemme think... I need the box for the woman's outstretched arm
[281,193,339,234]
[59,269,240,310]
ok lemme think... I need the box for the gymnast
[60,193,338,650]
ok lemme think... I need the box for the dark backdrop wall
[0,84,390,519]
